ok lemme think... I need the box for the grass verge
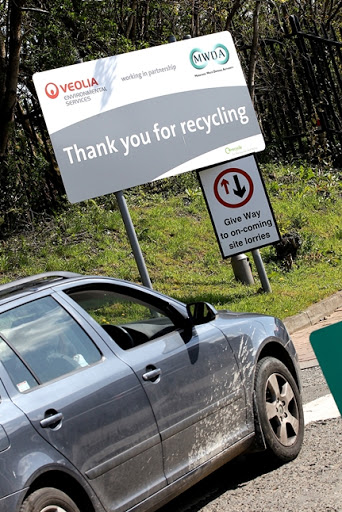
[0,163,341,320]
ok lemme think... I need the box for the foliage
[0,0,341,233]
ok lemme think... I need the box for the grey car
[0,272,304,512]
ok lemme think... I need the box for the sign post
[198,155,279,290]
[251,249,271,293]
[33,31,265,203]
[33,32,266,287]
[115,191,152,288]
[198,155,280,258]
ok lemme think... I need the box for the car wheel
[20,488,80,512]
[254,356,304,462]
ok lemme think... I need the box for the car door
[0,293,165,512]
[122,323,247,483]
[64,282,248,484]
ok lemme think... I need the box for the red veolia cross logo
[45,83,59,99]
[44,78,99,99]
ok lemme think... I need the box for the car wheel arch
[21,469,99,512]
[255,339,300,390]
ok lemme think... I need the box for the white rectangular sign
[199,156,280,258]
[33,32,265,203]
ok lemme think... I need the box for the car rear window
[0,296,102,391]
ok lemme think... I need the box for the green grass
[0,163,341,320]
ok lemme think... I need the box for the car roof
[0,272,83,303]
[0,272,188,321]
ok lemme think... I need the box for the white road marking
[303,394,340,425]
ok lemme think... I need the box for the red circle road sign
[213,167,254,208]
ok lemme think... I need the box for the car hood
[216,309,266,320]
[215,309,290,344]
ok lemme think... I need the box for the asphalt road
[161,366,342,512]
[301,365,331,403]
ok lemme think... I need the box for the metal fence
[240,15,342,165]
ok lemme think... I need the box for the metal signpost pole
[115,190,153,289]
[251,249,271,293]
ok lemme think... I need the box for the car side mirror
[186,302,217,325]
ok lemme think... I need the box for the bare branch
[20,8,49,14]
[225,0,243,31]
[248,0,262,104]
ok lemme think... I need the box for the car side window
[0,296,102,391]
[67,288,176,350]
[0,337,38,392]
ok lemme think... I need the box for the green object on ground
[310,322,342,416]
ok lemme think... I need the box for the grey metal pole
[115,190,153,289]
[251,249,271,293]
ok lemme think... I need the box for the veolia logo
[190,43,229,70]
[45,83,59,99]
[44,78,99,99]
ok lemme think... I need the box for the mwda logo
[190,43,229,70]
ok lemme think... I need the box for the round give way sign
[198,155,280,258]
[213,168,254,208]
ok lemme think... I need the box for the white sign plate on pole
[198,155,280,258]
[33,31,265,203]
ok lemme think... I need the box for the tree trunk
[225,0,243,31]
[192,0,200,37]
[0,0,23,160]
[248,0,262,105]
[126,0,138,40]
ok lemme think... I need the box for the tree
[0,0,341,233]
[0,0,23,159]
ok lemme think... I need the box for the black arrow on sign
[233,174,246,198]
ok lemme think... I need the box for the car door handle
[142,367,161,382]
[40,412,64,429]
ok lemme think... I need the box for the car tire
[20,488,80,512]
[254,356,304,462]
